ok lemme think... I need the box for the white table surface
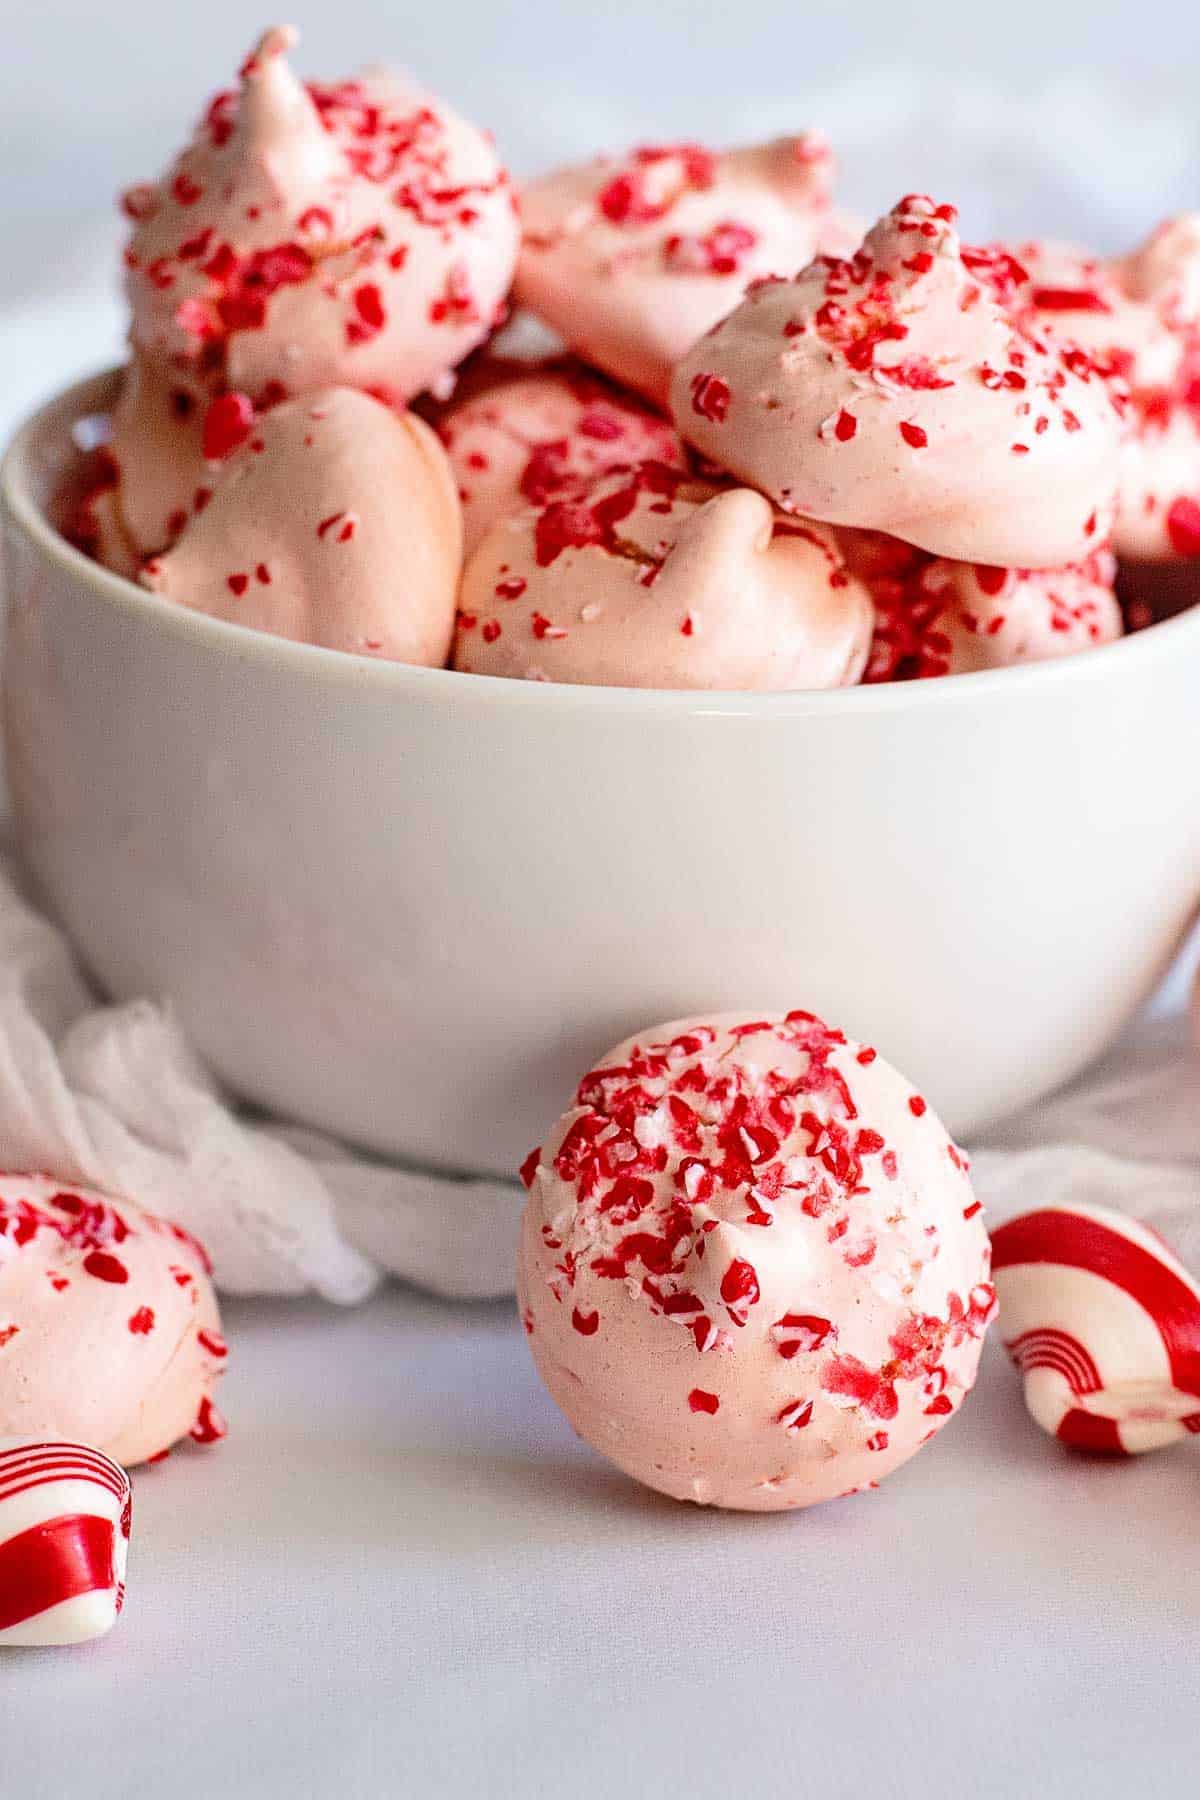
[4,1285,1197,1798]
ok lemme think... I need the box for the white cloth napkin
[0,843,1195,1302]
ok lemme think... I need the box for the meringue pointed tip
[240,24,299,81]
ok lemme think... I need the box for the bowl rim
[6,364,1200,718]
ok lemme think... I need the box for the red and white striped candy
[0,1438,131,1646]
[991,1202,1200,1455]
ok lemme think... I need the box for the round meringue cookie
[670,195,1123,568]
[121,25,518,406]
[101,350,214,561]
[1120,213,1200,334]
[0,1174,227,1468]
[840,532,1123,680]
[518,1011,996,1511]
[991,1202,1200,1456]
[0,1438,132,1647]
[141,387,461,662]
[1112,401,1200,564]
[454,464,873,689]
[1016,239,1185,394]
[516,133,858,407]
[435,361,686,555]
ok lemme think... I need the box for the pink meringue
[454,463,873,689]
[1017,239,1184,393]
[141,387,461,662]
[1120,214,1200,335]
[516,134,858,406]
[517,1012,996,1511]
[991,1202,1200,1456]
[670,195,1123,568]
[839,532,1122,680]
[121,25,518,407]
[0,1174,226,1468]
[435,361,686,555]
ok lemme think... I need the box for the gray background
[4,0,1200,307]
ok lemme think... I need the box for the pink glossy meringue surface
[435,361,686,555]
[991,1203,1200,1456]
[0,1438,132,1647]
[516,134,858,406]
[839,532,1122,680]
[122,25,518,407]
[141,387,461,661]
[0,1175,227,1469]
[454,464,873,688]
[517,1012,996,1511]
[671,195,1123,568]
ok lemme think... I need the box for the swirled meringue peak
[121,25,518,406]
[671,195,1124,567]
[435,359,686,555]
[516,134,859,406]
[141,387,461,662]
[453,462,873,689]
[841,532,1122,681]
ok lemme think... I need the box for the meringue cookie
[0,1439,132,1647]
[516,134,858,406]
[517,1012,996,1511]
[840,532,1122,680]
[454,463,873,689]
[121,25,518,407]
[991,1202,1200,1456]
[1016,239,1185,393]
[1120,214,1200,334]
[1111,400,1200,563]
[435,361,686,555]
[0,1174,226,1468]
[142,387,461,662]
[101,351,213,561]
[671,195,1123,568]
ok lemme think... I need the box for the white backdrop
[4,0,1200,308]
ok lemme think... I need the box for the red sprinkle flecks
[317,512,358,544]
[190,1397,227,1445]
[202,392,255,461]
[1166,497,1200,557]
[834,408,858,442]
[83,1251,128,1285]
[128,1306,155,1335]
[909,1095,927,1117]
[689,372,731,423]
[776,1398,814,1432]
[496,576,527,601]
[519,1147,541,1190]
[899,421,928,449]
[719,1257,760,1325]
[688,1388,720,1414]
[227,573,249,597]
[0,1325,20,1348]
[347,283,386,346]
[571,1306,600,1336]
[197,1329,228,1359]
[963,1200,982,1220]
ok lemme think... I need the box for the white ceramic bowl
[4,370,1200,1179]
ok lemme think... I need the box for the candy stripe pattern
[0,1439,132,1647]
[990,1202,1200,1455]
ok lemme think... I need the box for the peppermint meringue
[121,25,518,406]
[435,361,686,555]
[0,1175,226,1469]
[454,463,873,689]
[670,195,1123,567]
[141,387,461,661]
[839,532,1122,680]
[517,1012,996,1511]
[516,134,858,406]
